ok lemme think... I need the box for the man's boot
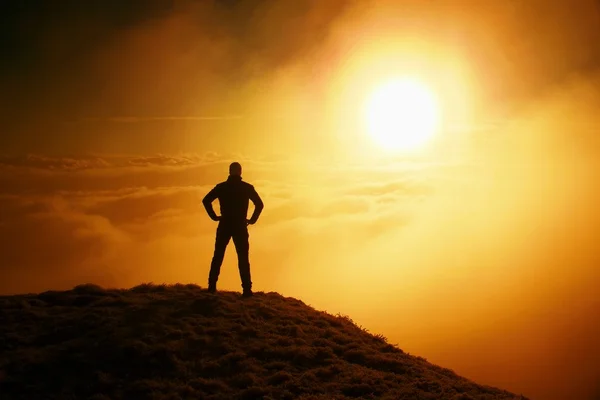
[208,283,217,293]
[242,287,253,297]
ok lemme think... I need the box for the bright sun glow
[364,78,440,151]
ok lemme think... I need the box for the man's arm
[202,186,220,221]
[247,186,264,225]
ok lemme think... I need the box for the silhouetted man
[202,162,264,297]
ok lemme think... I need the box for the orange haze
[1,1,600,399]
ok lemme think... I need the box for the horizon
[2,1,600,399]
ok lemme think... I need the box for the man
[202,162,264,297]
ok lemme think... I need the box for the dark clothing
[202,175,264,291]
[202,175,264,225]
[209,222,251,290]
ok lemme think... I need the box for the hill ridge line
[0,283,529,400]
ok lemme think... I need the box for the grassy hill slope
[0,283,527,400]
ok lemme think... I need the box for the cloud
[0,153,224,171]
[0,153,233,195]
[82,186,210,232]
[68,116,244,124]
[345,180,431,198]
[126,154,207,167]
[0,194,129,293]
[1,1,351,127]
[0,154,111,171]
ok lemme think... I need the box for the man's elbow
[256,199,264,212]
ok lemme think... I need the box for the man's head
[229,162,242,176]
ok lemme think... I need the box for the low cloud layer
[0,152,426,296]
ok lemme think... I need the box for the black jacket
[202,175,264,224]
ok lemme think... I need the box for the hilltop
[0,283,527,400]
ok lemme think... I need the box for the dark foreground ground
[0,283,528,400]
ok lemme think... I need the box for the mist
[2,1,600,399]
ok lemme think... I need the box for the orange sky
[2,1,600,399]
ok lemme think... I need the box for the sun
[364,78,440,151]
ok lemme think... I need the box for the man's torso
[215,177,253,224]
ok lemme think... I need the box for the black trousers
[208,221,252,290]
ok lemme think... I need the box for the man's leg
[232,225,252,294]
[208,224,231,291]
